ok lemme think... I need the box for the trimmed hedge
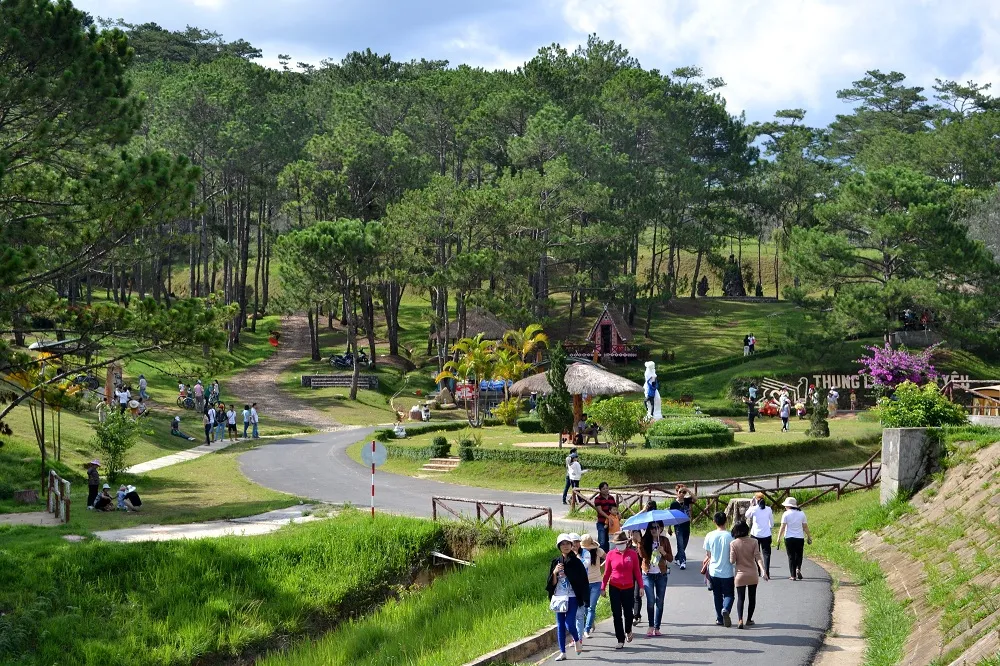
[648,417,730,437]
[459,434,879,476]
[384,443,441,460]
[647,431,735,449]
[701,406,745,417]
[373,421,479,443]
[516,418,544,434]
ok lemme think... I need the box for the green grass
[0,512,443,665]
[807,491,916,666]
[261,527,602,666]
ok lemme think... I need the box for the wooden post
[432,498,437,521]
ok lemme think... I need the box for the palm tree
[435,334,497,427]
[503,324,549,363]
[493,348,531,402]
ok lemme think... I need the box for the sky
[76,0,1000,125]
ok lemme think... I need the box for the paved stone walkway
[92,505,322,542]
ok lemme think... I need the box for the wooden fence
[572,449,882,524]
[47,470,71,523]
[431,496,553,529]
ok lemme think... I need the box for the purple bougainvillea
[856,344,939,390]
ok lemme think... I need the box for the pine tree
[539,343,573,434]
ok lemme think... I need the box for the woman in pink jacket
[602,530,644,649]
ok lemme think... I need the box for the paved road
[240,429,833,666]
[524,536,831,666]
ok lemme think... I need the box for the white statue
[644,361,663,420]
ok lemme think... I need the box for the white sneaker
[555,653,567,661]
[584,631,592,639]
[679,562,686,570]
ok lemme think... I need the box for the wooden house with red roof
[567,304,639,362]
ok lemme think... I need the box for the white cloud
[559,0,1000,122]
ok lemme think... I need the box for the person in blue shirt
[703,511,736,627]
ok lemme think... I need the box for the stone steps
[420,457,461,473]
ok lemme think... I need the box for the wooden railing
[572,450,882,523]
[47,470,71,523]
[431,496,553,529]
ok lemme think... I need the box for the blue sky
[78,0,1000,125]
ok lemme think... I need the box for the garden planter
[880,427,941,504]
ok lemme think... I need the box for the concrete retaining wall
[881,427,940,504]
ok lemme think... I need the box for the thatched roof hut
[428,307,512,342]
[510,363,642,397]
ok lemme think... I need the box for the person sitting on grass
[94,484,114,511]
[171,416,196,441]
[117,485,140,512]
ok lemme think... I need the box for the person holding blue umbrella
[640,522,673,636]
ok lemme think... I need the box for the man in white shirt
[744,493,774,578]
[138,374,148,400]
[207,405,217,442]
[827,389,840,417]
[115,386,130,414]
[250,403,260,439]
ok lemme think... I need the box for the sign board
[756,372,973,409]
[455,383,475,401]
[361,441,387,467]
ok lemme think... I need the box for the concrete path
[92,505,322,543]
[523,536,831,666]
[0,511,61,527]
[125,438,239,474]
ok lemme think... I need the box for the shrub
[807,389,830,437]
[516,418,544,434]
[90,412,141,483]
[647,432,735,449]
[374,428,395,443]
[493,398,523,426]
[873,381,967,428]
[647,418,729,437]
[431,436,450,458]
[587,397,648,456]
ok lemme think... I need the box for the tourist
[94,484,114,511]
[211,379,221,403]
[827,388,840,417]
[602,531,643,649]
[114,384,130,414]
[207,403,218,442]
[640,522,673,637]
[567,454,583,502]
[579,534,605,638]
[85,460,101,509]
[779,396,791,432]
[250,403,260,438]
[749,333,756,354]
[202,409,212,446]
[136,398,148,418]
[214,403,226,442]
[743,334,750,357]
[748,382,758,401]
[668,484,695,570]
[171,416,196,441]
[137,374,148,400]
[226,404,238,441]
[795,399,807,419]
[745,492,774,577]
[777,497,812,580]
[704,511,736,627]
[193,380,205,412]
[96,398,108,423]
[546,533,589,661]
[747,396,757,433]
[116,484,139,512]
[178,380,187,397]
[562,447,579,504]
[568,533,589,645]
[242,404,251,439]
[124,485,142,510]
[594,481,618,551]
[629,529,645,625]
[850,390,858,412]
[730,520,768,628]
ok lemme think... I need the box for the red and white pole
[370,439,376,518]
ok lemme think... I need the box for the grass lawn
[347,418,880,493]
[0,512,442,665]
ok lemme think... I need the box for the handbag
[699,552,711,576]
[549,595,570,613]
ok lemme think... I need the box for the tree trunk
[690,248,704,299]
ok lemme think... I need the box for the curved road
[240,429,834,666]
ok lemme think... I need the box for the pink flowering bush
[856,344,939,391]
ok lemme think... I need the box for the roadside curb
[460,624,557,666]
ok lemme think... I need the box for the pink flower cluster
[856,344,939,389]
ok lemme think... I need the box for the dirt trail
[226,315,339,431]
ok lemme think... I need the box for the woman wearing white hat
[547,533,589,660]
[776,497,812,580]
[579,534,605,638]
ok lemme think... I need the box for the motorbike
[329,349,370,369]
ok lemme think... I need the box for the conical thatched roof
[428,307,512,341]
[510,363,642,397]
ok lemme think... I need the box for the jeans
[608,585,635,644]
[753,535,772,577]
[674,527,689,566]
[252,422,259,438]
[582,582,601,634]
[204,424,212,445]
[736,584,757,622]
[785,537,805,576]
[643,572,668,630]
[215,422,225,441]
[139,387,148,400]
[710,575,735,622]
[555,596,580,654]
[596,522,609,552]
[563,478,579,503]
[243,422,249,438]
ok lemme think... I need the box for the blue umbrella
[620,509,690,531]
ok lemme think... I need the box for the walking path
[92,505,322,543]
[226,314,339,431]
[523,535,831,666]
